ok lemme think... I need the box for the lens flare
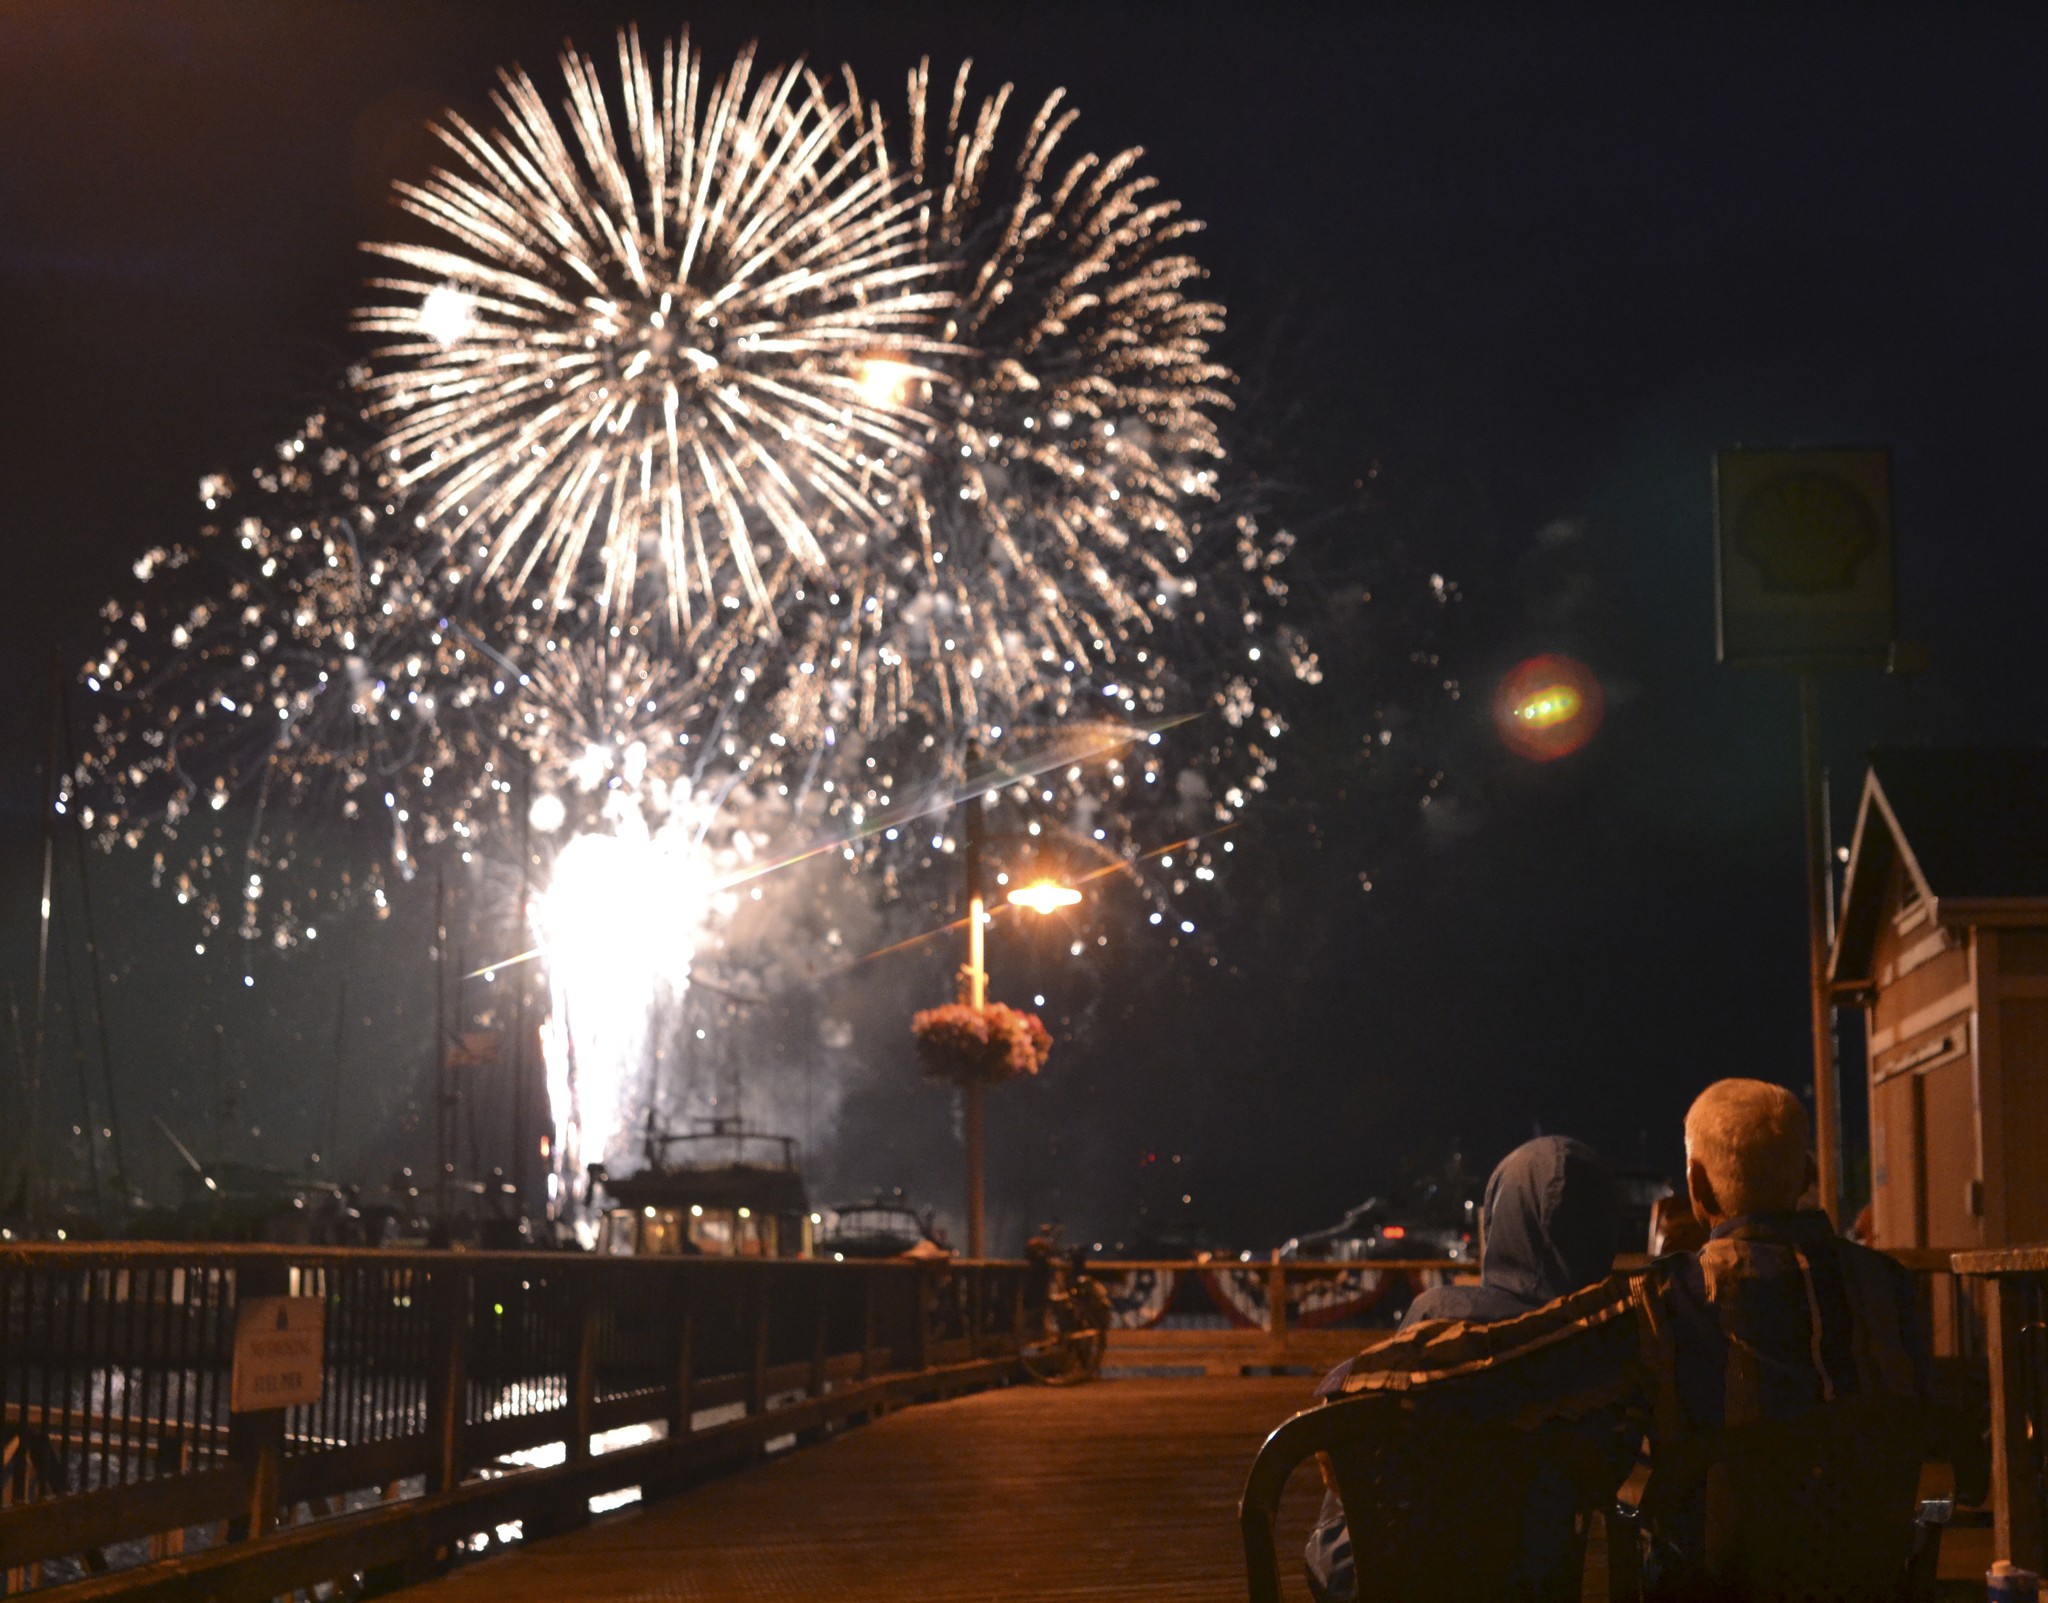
[1494,654,1604,762]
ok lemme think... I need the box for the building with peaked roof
[1831,749,2048,1257]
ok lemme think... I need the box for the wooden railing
[0,1244,1995,1597]
[0,1244,1032,1599]
[1091,1256,1470,1375]
[1953,1245,2048,1572]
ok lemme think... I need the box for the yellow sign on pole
[1713,447,1895,665]
[230,1295,325,1412]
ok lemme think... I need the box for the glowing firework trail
[534,809,717,1200]
[358,30,952,629]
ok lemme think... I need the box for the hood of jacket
[1476,1135,1619,1310]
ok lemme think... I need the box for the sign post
[1715,448,1897,1227]
[226,1287,323,1538]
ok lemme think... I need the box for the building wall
[1865,864,1977,1250]
[1989,930,2048,1245]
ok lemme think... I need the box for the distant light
[737,1207,751,1219]
[690,1205,703,1217]
[809,1212,822,1224]
[419,283,476,346]
[1033,993,1046,1007]
[1008,879,1082,915]
[854,356,918,406]
[528,793,568,833]
[643,1206,657,1219]
[1382,1224,1407,1240]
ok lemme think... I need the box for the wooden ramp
[398,1378,1323,1603]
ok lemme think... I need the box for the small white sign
[231,1295,325,1412]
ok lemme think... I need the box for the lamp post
[959,773,989,1257]
[954,756,1079,1258]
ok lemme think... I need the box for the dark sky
[3,2,2046,1246]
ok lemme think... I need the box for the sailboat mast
[25,654,63,1228]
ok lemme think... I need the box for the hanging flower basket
[911,1002,1054,1087]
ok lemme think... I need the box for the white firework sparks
[356,30,952,630]
[73,403,497,943]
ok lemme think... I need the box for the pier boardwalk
[394,1378,1323,1603]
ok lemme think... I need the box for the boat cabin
[594,1119,815,1258]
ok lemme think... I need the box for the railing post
[225,1260,288,1542]
[570,1270,599,1464]
[748,1271,771,1415]
[810,1278,830,1397]
[915,1268,934,1373]
[670,1294,695,1439]
[1986,1274,2045,1570]
[1266,1253,1289,1364]
[424,1260,470,1494]
[861,1272,878,1379]
[968,1269,984,1358]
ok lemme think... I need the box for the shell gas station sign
[1714,447,1896,666]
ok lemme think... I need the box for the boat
[592,1115,814,1257]
[814,1190,948,1260]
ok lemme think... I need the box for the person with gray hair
[1643,1077,1933,1592]
[1301,1082,1937,1599]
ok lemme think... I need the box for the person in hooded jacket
[1303,1135,1622,1603]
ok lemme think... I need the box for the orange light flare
[1006,879,1083,915]
[1493,653,1604,762]
[839,825,1235,973]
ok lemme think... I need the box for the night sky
[4,3,2046,1248]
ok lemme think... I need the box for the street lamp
[957,763,1079,1256]
[1007,879,1082,915]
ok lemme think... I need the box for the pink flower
[911,1001,1054,1085]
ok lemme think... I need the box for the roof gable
[1868,748,2048,902]
[1832,747,2048,986]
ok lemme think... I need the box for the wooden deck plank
[397,1378,1323,1603]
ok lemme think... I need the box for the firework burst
[634,63,1299,928]
[72,403,506,943]
[877,58,1234,731]
[357,30,952,630]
